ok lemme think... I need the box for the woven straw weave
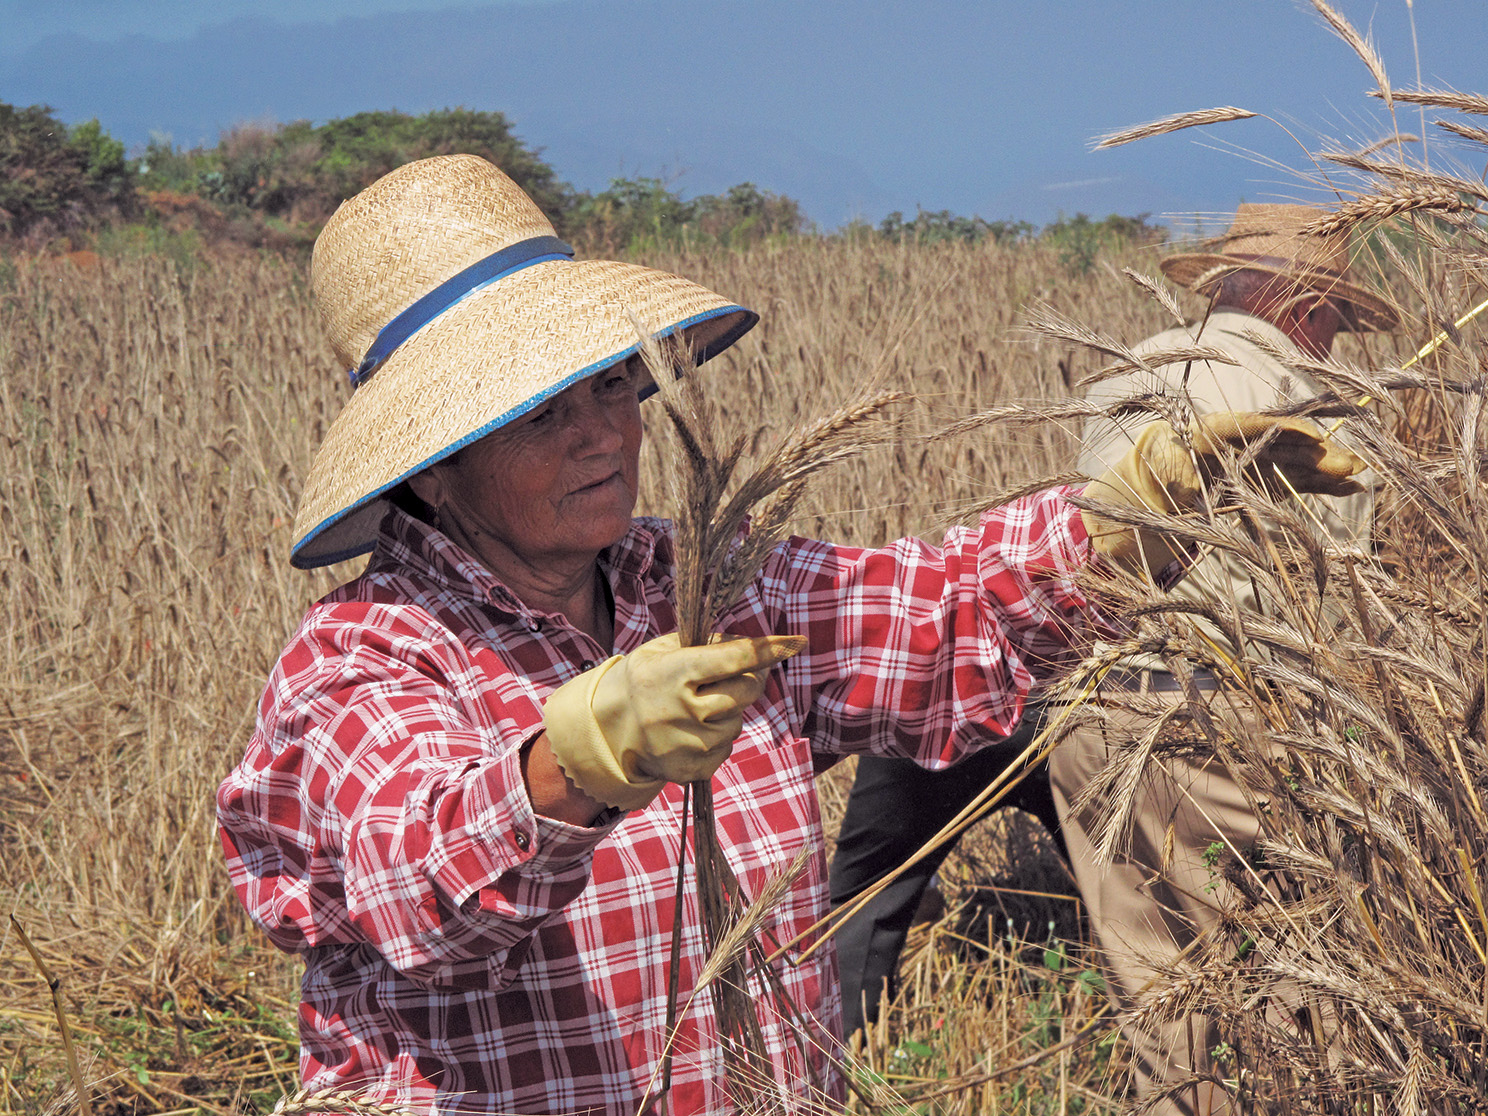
[292,154,754,567]
[1159,202,1399,332]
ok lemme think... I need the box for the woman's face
[423,358,645,575]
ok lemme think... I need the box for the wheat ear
[1091,107,1256,150]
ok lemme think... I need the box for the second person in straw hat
[216,160,1367,1116]
[1054,201,1400,1116]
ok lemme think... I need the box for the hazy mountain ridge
[4,0,1454,228]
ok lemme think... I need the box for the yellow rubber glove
[1082,412,1366,579]
[543,632,807,811]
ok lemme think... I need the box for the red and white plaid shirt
[218,491,1098,1116]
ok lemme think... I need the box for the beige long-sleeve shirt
[1077,309,1373,672]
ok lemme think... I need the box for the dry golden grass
[0,235,1172,1114]
[0,246,343,1114]
[1036,245,1488,1110]
[1091,108,1257,152]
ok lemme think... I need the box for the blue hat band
[348,234,574,387]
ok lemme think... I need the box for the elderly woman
[217,155,1364,1116]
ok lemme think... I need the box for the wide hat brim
[291,257,756,568]
[1160,252,1401,333]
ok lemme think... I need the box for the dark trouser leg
[828,709,1059,1037]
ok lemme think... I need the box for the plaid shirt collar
[366,505,664,621]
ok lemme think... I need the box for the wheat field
[0,234,1185,1115]
[3,75,1486,1112]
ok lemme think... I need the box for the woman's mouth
[573,471,622,495]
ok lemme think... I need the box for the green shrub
[92,221,205,275]
[878,207,1035,245]
[570,176,808,254]
[0,102,135,240]
[1041,211,1165,274]
[136,108,576,232]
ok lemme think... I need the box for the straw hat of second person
[1160,202,1400,333]
[291,153,759,569]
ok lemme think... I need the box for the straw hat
[291,154,759,568]
[1159,202,1400,333]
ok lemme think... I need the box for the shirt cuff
[432,747,618,909]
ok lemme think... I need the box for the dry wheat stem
[1018,162,1488,1106]
[935,472,1090,530]
[636,322,916,1106]
[1347,133,1421,157]
[1025,301,1151,365]
[636,849,812,1116]
[704,391,909,625]
[10,916,90,1116]
[697,847,811,989]
[926,403,1081,445]
[1122,267,1187,326]
[269,1089,418,1116]
[1091,107,1257,150]
[1078,344,1242,389]
[637,325,772,1096]
[1321,152,1488,203]
[768,658,1116,967]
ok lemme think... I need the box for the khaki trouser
[1049,686,1265,1116]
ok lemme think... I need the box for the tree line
[0,101,1165,257]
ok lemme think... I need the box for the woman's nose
[571,397,626,453]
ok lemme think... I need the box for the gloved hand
[1082,411,1367,578]
[543,632,807,811]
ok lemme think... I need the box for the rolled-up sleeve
[741,486,1105,768]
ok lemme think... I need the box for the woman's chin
[562,491,636,550]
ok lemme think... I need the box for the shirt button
[513,831,530,851]
[524,619,541,633]
[580,659,595,671]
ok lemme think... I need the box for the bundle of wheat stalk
[633,326,910,1110]
[1019,9,1488,1109]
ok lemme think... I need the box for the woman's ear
[406,466,446,510]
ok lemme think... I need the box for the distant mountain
[0,3,908,225]
[3,0,1432,229]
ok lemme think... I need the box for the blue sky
[2,0,1484,231]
